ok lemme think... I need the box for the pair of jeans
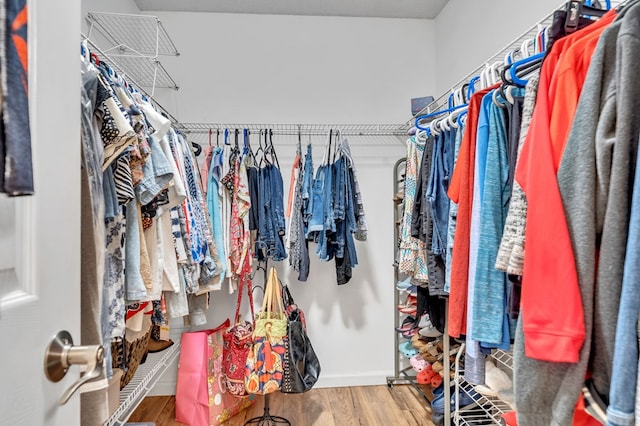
[607,139,640,426]
[256,164,287,261]
[315,163,335,261]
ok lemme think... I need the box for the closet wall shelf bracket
[104,336,181,426]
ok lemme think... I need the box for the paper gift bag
[176,319,255,426]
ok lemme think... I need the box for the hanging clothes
[398,135,429,281]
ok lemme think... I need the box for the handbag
[176,319,255,426]
[281,285,321,393]
[244,267,288,395]
[222,263,255,397]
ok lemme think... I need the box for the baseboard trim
[148,371,393,396]
[314,371,393,388]
[147,381,177,397]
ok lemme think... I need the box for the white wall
[152,12,435,124]
[433,0,562,95]
[81,0,140,33]
[136,12,433,394]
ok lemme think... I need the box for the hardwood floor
[128,385,435,426]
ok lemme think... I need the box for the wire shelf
[491,349,513,373]
[108,55,179,90]
[452,344,516,426]
[180,123,410,136]
[87,12,179,58]
[104,336,181,426]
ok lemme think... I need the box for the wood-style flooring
[128,385,435,426]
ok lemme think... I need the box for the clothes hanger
[510,52,545,87]
[268,129,279,168]
[415,104,466,131]
[208,129,213,147]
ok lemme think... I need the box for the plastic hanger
[415,104,466,131]
[510,52,545,87]
[208,129,213,147]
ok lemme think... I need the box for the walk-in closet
[0,0,637,425]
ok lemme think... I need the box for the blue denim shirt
[256,164,287,261]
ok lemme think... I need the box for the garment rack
[181,123,410,137]
[402,1,627,425]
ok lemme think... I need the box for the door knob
[44,330,105,405]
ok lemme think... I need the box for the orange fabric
[501,399,601,426]
[285,153,300,218]
[515,12,615,363]
[446,86,495,338]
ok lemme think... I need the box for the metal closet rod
[180,123,410,136]
[82,34,181,126]
[407,0,625,124]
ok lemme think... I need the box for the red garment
[285,152,301,219]
[515,12,615,362]
[446,86,494,338]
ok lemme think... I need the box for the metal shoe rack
[386,157,434,405]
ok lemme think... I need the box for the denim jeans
[307,164,327,235]
[256,164,287,261]
[302,144,314,228]
[315,163,335,261]
[427,129,453,256]
[445,127,464,293]
[607,140,640,426]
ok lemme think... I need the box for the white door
[0,0,82,424]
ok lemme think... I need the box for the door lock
[44,330,104,405]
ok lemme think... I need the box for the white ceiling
[133,0,450,19]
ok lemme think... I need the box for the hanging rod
[407,0,626,124]
[180,123,410,136]
[82,34,181,126]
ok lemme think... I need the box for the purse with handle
[281,284,321,393]
[244,267,288,395]
[222,265,255,397]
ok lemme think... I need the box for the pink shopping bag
[176,319,255,425]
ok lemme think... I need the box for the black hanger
[191,141,202,156]
[267,129,280,168]
[565,1,606,34]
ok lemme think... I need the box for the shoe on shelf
[401,325,419,339]
[418,314,431,329]
[399,341,419,358]
[396,276,412,291]
[147,338,174,353]
[474,359,513,398]
[411,334,428,349]
[395,315,417,333]
[410,354,428,373]
[393,191,404,203]
[419,316,443,338]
